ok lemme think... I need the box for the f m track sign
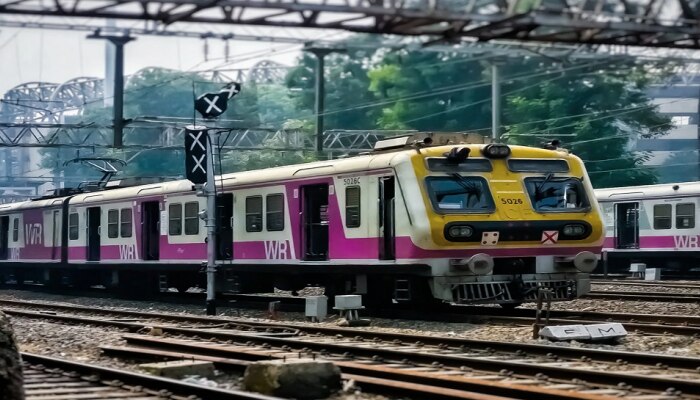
[186,82,241,315]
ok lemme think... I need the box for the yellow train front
[395,137,604,305]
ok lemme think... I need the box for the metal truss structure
[0,64,290,125]
[0,122,402,152]
[3,1,700,49]
[0,78,103,123]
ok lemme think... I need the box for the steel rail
[101,345,521,400]
[585,291,700,303]
[592,280,700,290]
[7,297,700,328]
[121,334,697,397]
[21,352,282,400]
[4,299,700,368]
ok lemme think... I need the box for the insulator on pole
[224,40,230,62]
[204,38,209,61]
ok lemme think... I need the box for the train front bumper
[432,273,590,304]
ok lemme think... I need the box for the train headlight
[482,144,511,159]
[562,224,586,237]
[448,225,473,238]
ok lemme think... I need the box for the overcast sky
[0,25,310,96]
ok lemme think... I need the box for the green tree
[368,50,492,131]
[367,50,672,187]
[505,62,672,188]
[285,44,380,130]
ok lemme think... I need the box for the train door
[51,210,60,260]
[0,216,8,260]
[615,202,639,249]
[142,201,160,260]
[86,207,101,261]
[301,184,329,261]
[379,176,396,260]
[216,193,233,260]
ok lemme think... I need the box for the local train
[0,133,604,305]
[596,181,700,274]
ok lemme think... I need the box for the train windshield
[426,175,495,213]
[524,177,589,212]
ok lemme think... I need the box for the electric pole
[88,31,134,148]
[305,46,345,156]
[491,60,504,142]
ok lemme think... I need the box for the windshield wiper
[535,173,554,200]
[450,173,481,195]
[435,174,482,201]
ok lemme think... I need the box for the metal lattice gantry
[0,78,104,123]
[0,121,403,152]
[3,1,700,49]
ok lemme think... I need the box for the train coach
[0,133,604,306]
[596,181,700,274]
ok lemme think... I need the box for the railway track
[591,280,700,290]
[585,290,700,303]
[5,298,700,398]
[4,296,700,337]
[105,332,699,399]
[21,352,279,400]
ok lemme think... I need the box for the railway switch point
[540,323,627,342]
[243,359,341,399]
[139,360,215,379]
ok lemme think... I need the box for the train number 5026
[343,177,360,185]
[500,198,523,205]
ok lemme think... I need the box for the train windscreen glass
[524,177,589,212]
[426,176,494,213]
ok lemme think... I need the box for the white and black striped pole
[185,125,217,315]
[191,82,241,316]
[204,129,219,315]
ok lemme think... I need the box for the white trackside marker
[203,95,222,113]
[192,154,206,174]
[188,131,206,151]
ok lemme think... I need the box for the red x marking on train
[541,230,559,245]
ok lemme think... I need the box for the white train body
[596,181,700,273]
[0,137,603,304]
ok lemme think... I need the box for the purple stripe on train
[604,234,700,250]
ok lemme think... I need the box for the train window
[266,194,285,231]
[184,202,200,235]
[676,203,695,229]
[68,213,79,240]
[427,158,492,172]
[524,177,589,212]
[12,218,18,242]
[345,186,361,228]
[246,196,263,232]
[508,159,569,173]
[653,204,672,230]
[120,208,133,238]
[169,204,182,236]
[426,176,495,213]
[107,209,119,238]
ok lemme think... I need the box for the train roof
[595,181,700,201]
[1,139,579,212]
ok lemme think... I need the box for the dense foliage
[43,39,675,188]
